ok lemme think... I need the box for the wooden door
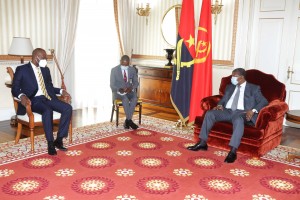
[285,1,300,127]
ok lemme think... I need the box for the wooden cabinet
[136,66,173,108]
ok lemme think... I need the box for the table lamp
[8,37,33,63]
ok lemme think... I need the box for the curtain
[51,0,80,88]
[114,0,135,56]
[73,0,119,119]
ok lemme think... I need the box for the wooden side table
[285,110,300,161]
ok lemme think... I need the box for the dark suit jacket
[218,82,268,123]
[110,65,139,99]
[11,62,61,115]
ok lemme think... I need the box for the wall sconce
[211,0,223,25]
[136,3,151,25]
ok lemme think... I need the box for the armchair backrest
[6,67,19,113]
[219,69,286,102]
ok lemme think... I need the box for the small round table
[285,110,300,161]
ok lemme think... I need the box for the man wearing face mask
[110,55,139,129]
[187,68,268,163]
[12,48,72,156]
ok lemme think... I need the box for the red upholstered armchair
[193,69,288,157]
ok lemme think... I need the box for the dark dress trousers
[199,82,268,149]
[11,62,72,141]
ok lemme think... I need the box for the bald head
[120,55,130,66]
[32,48,47,67]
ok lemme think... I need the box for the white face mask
[39,59,47,68]
[36,56,47,67]
[231,76,239,85]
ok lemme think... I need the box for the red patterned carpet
[0,116,299,200]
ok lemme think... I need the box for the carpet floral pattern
[0,116,299,199]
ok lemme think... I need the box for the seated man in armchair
[187,68,268,163]
[11,48,72,156]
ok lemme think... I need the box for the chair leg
[110,104,115,122]
[30,128,34,152]
[15,123,22,144]
[116,105,119,127]
[139,104,142,124]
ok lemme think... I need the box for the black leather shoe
[48,141,57,155]
[54,139,68,151]
[128,119,139,130]
[224,152,237,163]
[124,119,130,129]
[187,142,208,151]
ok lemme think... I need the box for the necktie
[123,70,127,82]
[231,85,240,111]
[37,68,51,100]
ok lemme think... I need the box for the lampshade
[8,37,33,56]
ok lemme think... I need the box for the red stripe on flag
[189,0,212,123]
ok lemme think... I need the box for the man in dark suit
[187,68,268,163]
[12,48,72,155]
[110,55,139,129]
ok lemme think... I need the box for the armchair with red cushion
[193,69,288,157]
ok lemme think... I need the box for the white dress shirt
[225,82,247,110]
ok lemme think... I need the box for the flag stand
[175,119,186,128]
[173,119,194,130]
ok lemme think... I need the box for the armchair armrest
[200,95,222,111]
[14,97,35,128]
[25,104,35,128]
[255,100,289,129]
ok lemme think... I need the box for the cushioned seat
[193,69,289,157]
[17,111,61,122]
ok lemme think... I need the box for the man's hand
[62,90,71,103]
[118,88,125,94]
[124,87,133,93]
[20,95,31,107]
[213,105,223,111]
[246,110,254,121]
[62,90,71,97]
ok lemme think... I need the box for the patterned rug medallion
[0,116,299,200]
